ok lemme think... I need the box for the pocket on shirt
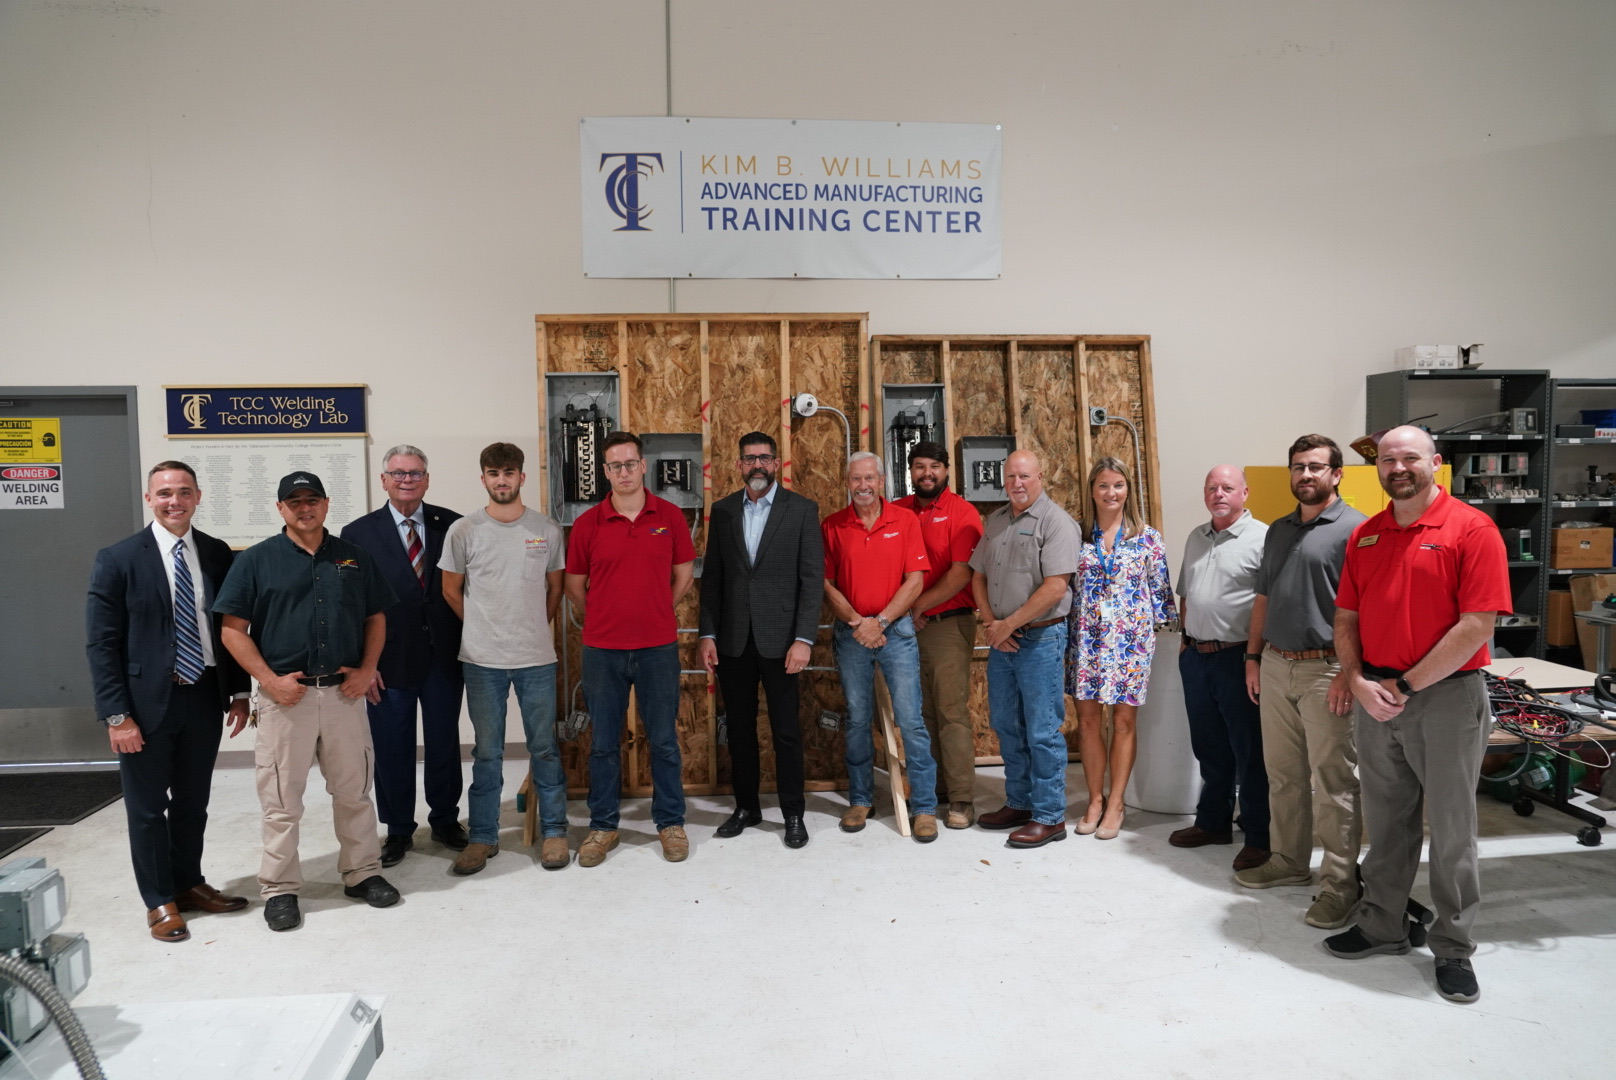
[524,548,550,581]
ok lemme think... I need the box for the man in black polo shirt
[215,472,401,932]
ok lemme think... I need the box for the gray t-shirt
[439,508,566,668]
[1177,511,1268,642]
[1254,496,1367,652]
[969,491,1081,621]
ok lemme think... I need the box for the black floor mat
[0,771,124,826]
[0,827,52,860]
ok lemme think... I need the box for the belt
[172,666,216,685]
[930,607,973,621]
[1362,664,1478,684]
[296,673,346,687]
[1025,617,1065,630]
[1184,635,1243,654]
[1267,645,1337,661]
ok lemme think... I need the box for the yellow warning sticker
[0,418,62,463]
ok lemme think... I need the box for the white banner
[580,117,1001,279]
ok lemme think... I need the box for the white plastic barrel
[1122,631,1199,814]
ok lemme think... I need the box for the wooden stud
[1075,338,1093,480]
[870,337,884,463]
[780,320,793,489]
[875,675,912,837]
[701,320,717,791]
[616,318,631,431]
[1007,340,1023,441]
[859,319,871,452]
[520,773,536,848]
[940,338,956,459]
[1137,337,1163,530]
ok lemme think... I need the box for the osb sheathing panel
[1015,345,1083,510]
[1084,344,1152,524]
[548,321,621,374]
[879,342,941,387]
[949,344,1010,439]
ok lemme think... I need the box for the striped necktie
[172,538,206,684]
[405,517,425,588]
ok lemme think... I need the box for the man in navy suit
[340,444,466,866]
[86,461,252,943]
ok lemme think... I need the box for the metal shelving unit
[1366,368,1551,658]
[1545,378,1616,664]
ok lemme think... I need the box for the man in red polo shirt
[895,441,984,829]
[565,431,696,868]
[823,451,941,842]
[1326,426,1510,1005]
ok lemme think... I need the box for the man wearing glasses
[340,445,466,868]
[1237,435,1367,933]
[566,432,696,867]
[698,432,823,848]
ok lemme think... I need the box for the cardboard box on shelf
[1567,573,1616,671]
[1551,527,1615,570]
[1393,344,1460,371]
[1547,590,1576,647]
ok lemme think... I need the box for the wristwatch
[876,615,891,630]
[102,713,129,728]
[1243,653,1262,662]
[1395,676,1415,697]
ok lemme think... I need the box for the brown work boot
[945,801,976,829]
[578,830,619,868]
[659,826,690,862]
[840,805,871,833]
[912,814,939,843]
[452,842,498,876]
[539,836,570,870]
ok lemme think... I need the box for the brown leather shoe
[578,830,620,867]
[1169,826,1234,848]
[839,805,871,833]
[659,826,690,862]
[147,903,189,943]
[540,836,570,870]
[175,882,248,914]
[912,814,939,843]
[944,801,976,829]
[452,841,499,876]
[977,805,1033,830]
[1233,845,1271,871]
[1006,820,1068,848]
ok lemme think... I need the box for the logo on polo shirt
[650,526,669,536]
[334,558,358,568]
[882,531,899,539]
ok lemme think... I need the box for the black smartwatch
[1395,676,1415,697]
[1243,652,1262,662]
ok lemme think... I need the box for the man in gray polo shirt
[1237,434,1367,931]
[1172,465,1270,872]
[970,450,1081,849]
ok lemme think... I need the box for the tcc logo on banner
[600,152,663,231]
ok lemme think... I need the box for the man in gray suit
[698,431,824,849]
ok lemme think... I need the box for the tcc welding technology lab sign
[581,117,1002,279]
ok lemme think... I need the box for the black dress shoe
[783,814,809,849]
[715,807,762,838]
[343,875,401,908]
[380,834,413,867]
[430,821,470,851]
[264,895,302,932]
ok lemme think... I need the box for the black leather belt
[296,674,346,687]
[1026,617,1065,630]
[931,608,973,621]
[1184,635,1243,654]
[1363,664,1477,684]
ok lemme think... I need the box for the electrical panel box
[960,436,1015,503]
[33,932,91,1001]
[881,383,945,500]
[641,433,703,511]
[0,981,48,1046]
[0,866,66,951]
[545,372,620,526]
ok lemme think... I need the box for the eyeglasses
[740,454,777,465]
[384,470,426,481]
[1288,463,1333,476]
[603,460,642,474]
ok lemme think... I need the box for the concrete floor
[22,760,1616,1080]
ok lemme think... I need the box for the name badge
[1099,600,1120,624]
[1356,534,1379,547]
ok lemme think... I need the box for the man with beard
[438,442,567,874]
[894,441,984,829]
[1325,426,1509,1005]
[698,432,823,848]
[1172,465,1270,871]
[1236,435,1366,933]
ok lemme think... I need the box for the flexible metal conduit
[0,953,104,1079]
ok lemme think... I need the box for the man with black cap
[215,471,400,932]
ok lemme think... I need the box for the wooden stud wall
[869,335,1159,763]
[537,314,866,798]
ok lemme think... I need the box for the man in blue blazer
[340,444,466,866]
[86,461,252,943]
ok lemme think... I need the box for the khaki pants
[918,613,977,803]
[1259,651,1361,899]
[255,685,382,897]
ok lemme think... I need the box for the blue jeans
[833,616,938,816]
[583,644,685,831]
[462,662,565,845]
[987,622,1067,825]
[1179,646,1269,848]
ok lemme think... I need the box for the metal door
[0,387,141,763]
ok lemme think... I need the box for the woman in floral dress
[1066,456,1176,839]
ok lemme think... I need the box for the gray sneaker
[1305,890,1359,929]
[1234,855,1311,890]
[1434,958,1479,1003]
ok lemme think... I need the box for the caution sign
[0,418,62,463]
[0,465,64,509]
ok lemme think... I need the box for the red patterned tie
[406,518,425,589]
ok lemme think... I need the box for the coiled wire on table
[1486,670,1611,776]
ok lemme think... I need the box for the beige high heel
[1076,798,1105,835]
[1095,806,1125,840]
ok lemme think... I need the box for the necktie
[405,518,425,588]
[172,539,206,684]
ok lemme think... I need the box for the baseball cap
[277,471,328,501]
